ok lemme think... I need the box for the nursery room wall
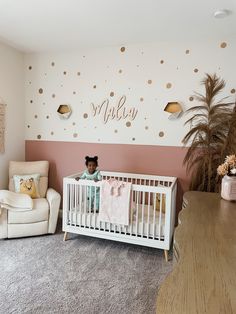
[24,39,236,195]
[0,42,25,189]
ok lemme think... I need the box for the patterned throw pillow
[13,174,40,199]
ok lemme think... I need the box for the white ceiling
[0,0,235,52]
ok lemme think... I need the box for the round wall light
[214,9,231,18]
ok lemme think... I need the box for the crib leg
[63,232,68,241]
[164,250,168,262]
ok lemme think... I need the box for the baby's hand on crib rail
[75,177,80,181]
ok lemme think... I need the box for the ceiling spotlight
[214,9,231,18]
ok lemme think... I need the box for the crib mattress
[68,205,165,238]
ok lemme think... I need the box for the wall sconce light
[57,104,72,119]
[164,102,183,120]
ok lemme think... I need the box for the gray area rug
[0,223,173,314]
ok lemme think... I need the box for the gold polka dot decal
[159,131,164,137]
[37,135,41,139]
[145,126,148,130]
[120,47,125,52]
[83,113,88,119]
[140,97,144,102]
[185,49,190,54]
[72,122,76,125]
[231,88,235,94]
[52,94,55,98]
[30,100,33,104]
[132,138,135,141]
[46,115,49,119]
[126,121,131,127]
[114,129,118,133]
[38,88,43,94]
[194,68,199,73]
[28,66,32,70]
[73,133,78,138]
[77,72,80,76]
[166,83,172,89]
[160,60,164,64]
[147,80,152,84]
[51,62,55,66]
[27,125,30,128]
[189,96,194,101]
[51,131,54,135]
[110,91,114,97]
[63,71,67,75]
[73,91,76,95]
[93,85,96,89]
[118,69,122,73]
[220,42,227,48]
[34,115,38,119]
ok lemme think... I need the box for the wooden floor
[156,191,236,314]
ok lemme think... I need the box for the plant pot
[221,175,236,201]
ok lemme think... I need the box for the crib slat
[136,191,139,236]
[89,186,92,229]
[74,184,77,226]
[94,185,97,229]
[130,190,135,235]
[65,184,68,225]
[79,184,82,227]
[84,185,87,226]
[69,184,72,226]
[153,192,157,239]
[158,193,163,239]
[147,192,150,238]
[141,191,145,237]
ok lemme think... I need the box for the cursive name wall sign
[91,95,138,124]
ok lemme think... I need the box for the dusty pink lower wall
[25,140,189,211]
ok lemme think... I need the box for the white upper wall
[24,39,236,146]
[0,42,25,189]
[0,0,235,52]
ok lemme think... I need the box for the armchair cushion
[8,198,49,224]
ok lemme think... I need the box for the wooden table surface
[156,191,236,314]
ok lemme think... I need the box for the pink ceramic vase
[221,175,236,201]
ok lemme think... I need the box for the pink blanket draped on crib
[99,179,132,226]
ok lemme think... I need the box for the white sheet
[69,205,165,238]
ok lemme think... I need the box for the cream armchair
[0,161,61,239]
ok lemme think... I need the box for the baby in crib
[75,156,101,212]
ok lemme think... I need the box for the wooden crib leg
[164,250,169,262]
[63,232,68,241]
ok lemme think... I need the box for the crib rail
[67,171,177,189]
[63,171,177,250]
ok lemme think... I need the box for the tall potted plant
[182,73,235,192]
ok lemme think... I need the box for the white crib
[63,171,177,261]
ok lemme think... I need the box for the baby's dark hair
[85,156,98,166]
